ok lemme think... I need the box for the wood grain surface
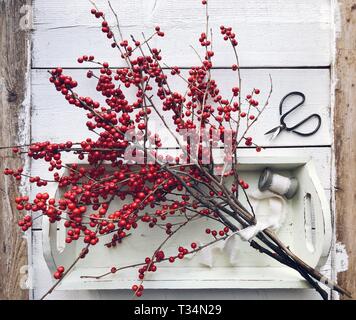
[31,68,332,148]
[335,0,356,300]
[0,0,31,300]
[32,0,332,68]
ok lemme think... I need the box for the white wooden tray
[42,156,331,290]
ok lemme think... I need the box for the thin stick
[40,244,91,300]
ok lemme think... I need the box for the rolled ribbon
[258,168,299,199]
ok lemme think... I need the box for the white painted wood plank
[31,68,331,147]
[32,0,332,68]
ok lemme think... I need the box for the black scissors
[265,91,322,140]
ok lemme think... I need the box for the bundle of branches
[2,0,350,300]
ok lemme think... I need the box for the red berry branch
[1,0,351,300]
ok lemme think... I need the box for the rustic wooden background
[335,0,356,301]
[0,0,355,299]
[0,0,30,300]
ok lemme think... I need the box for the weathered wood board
[32,0,332,68]
[32,68,332,148]
[335,0,356,300]
[0,0,30,300]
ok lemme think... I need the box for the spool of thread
[258,168,299,199]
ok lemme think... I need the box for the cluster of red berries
[90,10,115,41]
[53,266,65,280]
[205,226,230,238]
[239,178,250,190]
[246,94,260,107]
[232,87,240,97]
[166,246,189,263]
[132,284,144,297]
[17,215,32,232]
[3,167,23,181]
[220,26,238,46]
[77,55,95,64]
[170,66,181,76]
[199,32,211,47]
[154,26,165,37]
[90,8,103,18]
[49,68,78,101]
[136,250,165,281]
[3,2,270,294]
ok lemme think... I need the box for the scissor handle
[279,91,306,117]
[279,91,321,136]
[289,114,322,136]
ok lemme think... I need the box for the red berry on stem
[57,266,65,273]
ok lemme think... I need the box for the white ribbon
[238,190,287,241]
[186,190,287,267]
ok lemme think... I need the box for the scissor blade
[265,125,283,141]
[271,127,282,140]
[265,125,282,135]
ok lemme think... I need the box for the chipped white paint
[335,242,349,273]
[333,0,343,39]
[329,0,345,300]
[18,33,31,198]
[20,27,33,298]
